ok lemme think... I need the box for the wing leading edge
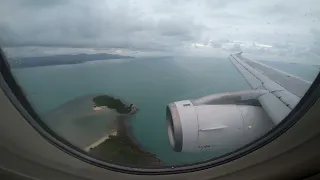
[229,53,309,124]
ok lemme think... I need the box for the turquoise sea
[11,56,319,166]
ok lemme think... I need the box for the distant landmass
[9,53,134,68]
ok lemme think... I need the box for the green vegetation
[93,95,132,114]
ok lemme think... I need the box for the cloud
[211,42,222,48]
[0,0,319,61]
[272,42,289,49]
[230,44,242,52]
[309,28,320,56]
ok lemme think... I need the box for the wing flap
[230,55,287,92]
[258,93,291,124]
[237,55,311,98]
[230,53,302,125]
[273,91,300,109]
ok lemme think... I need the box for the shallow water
[43,95,120,149]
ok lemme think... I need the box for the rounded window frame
[0,49,319,175]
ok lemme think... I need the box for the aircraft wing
[229,53,312,124]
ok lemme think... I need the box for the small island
[92,95,138,114]
[88,95,162,167]
[43,94,162,167]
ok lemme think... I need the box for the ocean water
[10,56,319,166]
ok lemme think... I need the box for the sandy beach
[43,94,162,166]
[43,95,120,149]
[88,115,163,166]
[84,130,117,152]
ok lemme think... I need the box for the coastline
[122,117,163,165]
[88,115,163,166]
[43,94,163,166]
[91,105,155,159]
[44,98,120,149]
[84,130,117,152]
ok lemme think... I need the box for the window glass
[0,0,319,168]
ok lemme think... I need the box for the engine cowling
[166,100,274,152]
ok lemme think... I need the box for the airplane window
[0,0,319,171]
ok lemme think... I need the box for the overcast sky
[0,0,320,62]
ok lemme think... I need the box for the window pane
[1,0,319,168]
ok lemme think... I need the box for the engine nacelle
[166,100,274,152]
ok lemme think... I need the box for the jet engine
[166,91,274,152]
